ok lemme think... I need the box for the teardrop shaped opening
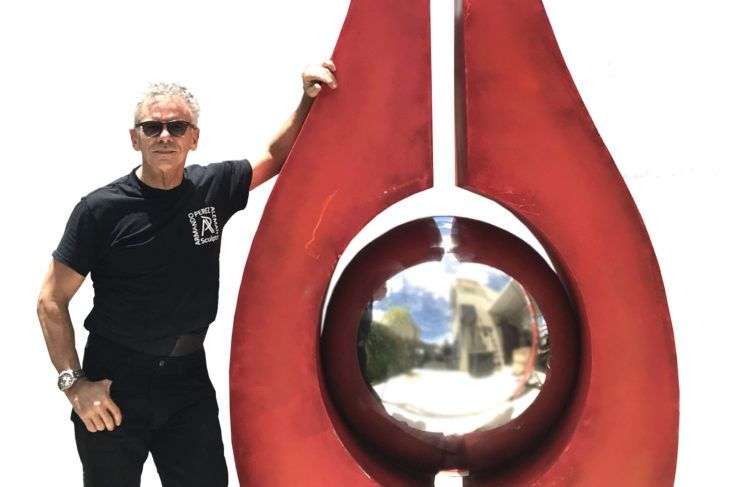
[321,215,579,475]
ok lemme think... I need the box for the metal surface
[358,217,549,436]
[458,0,679,484]
[230,1,434,485]
[322,216,578,473]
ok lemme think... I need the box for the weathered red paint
[457,0,679,485]
[230,0,433,485]
[231,0,678,484]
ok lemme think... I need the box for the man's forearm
[267,94,315,170]
[250,61,336,189]
[38,295,123,432]
[37,298,81,373]
[250,94,315,189]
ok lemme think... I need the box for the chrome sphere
[356,217,549,435]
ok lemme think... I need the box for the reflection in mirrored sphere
[357,217,549,436]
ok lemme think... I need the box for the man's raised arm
[249,60,338,190]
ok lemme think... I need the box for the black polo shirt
[53,160,252,355]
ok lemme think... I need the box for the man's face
[129,95,199,171]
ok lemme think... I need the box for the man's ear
[191,127,200,151]
[129,128,141,151]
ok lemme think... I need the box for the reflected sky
[372,217,511,344]
[373,261,512,344]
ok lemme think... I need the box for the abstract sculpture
[230,1,678,485]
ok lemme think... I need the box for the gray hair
[133,82,201,125]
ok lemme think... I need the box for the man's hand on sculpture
[65,378,123,433]
[302,60,338,98]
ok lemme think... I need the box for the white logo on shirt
[200,215,216,235]
[188,206,219,245]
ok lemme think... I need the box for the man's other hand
[66,378,123,433]
[302,60,337,98]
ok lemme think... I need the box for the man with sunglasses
[36,61,337,486]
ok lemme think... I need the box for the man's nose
[158,125,173,138]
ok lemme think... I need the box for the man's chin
[144,155,186,171]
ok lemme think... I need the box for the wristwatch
[57,368,84,391]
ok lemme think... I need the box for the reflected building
[451,277,542,378]
[451,278,504,376]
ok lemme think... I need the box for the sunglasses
[135,120,196,137]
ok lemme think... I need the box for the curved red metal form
[321,217,579,473]
[456,0,679,485]
[229,0,433,485]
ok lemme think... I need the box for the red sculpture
[230,0,678,485]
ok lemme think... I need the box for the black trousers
[73,334,228,487]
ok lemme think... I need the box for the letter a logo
[201,215,216,236]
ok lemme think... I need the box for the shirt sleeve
[223,159,253,216]
[52,198,102,277]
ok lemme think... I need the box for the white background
[1,1,748,485]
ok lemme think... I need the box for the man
[36,61,337,486]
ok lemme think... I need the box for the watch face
[58,372,74,391]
